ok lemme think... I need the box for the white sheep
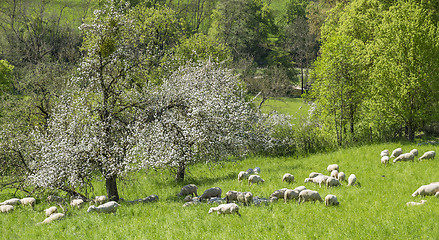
[284,189,300,203]
[326,177,342,188]
[337,172,346,182]
[393,152,415,163]
[347,174,357,186]
[327,164,339,173]
[406,200,427,206]
[381,149,389,157]
[200,187,222,201]
[254,167,261,174]
[412,183,439,197]
[237,192,253,206]
[418,151,436,161]
[70,199,85,209]
[225,191,240,203]
[282,173,294,183]
[435,192,439,198]
[94,195,108,205]
[45,206,58,217]
[294,186,307,192]
[309,172,323,178]
[37,213,65,225]
[298,190,323,204]
[381,156,390,165]
[177,184,198,197]
[330,170,339,179]
[325,194,339,206]
[270,188,289,199]
[306,175,329,187]
[87,201,120,214]
[248,175,265,186]
[410,149,419,157]
[0,198,21,206]
[390,148,403,158]
[0,205,14,213]
[238,171,249,182]
[20,197,36,207]
[208,203,241,216]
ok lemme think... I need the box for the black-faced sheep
[87,201,120,214]
[200,187,222,201]
[298,190,323,204]
[177,184,198,197]
[412,183,439,197]
[418,151,436,161]
[393,152,415,163]
[325,194,339,206]
[0,205,14,213]
[238,171,249,182]
[248,175,265,186]
[390,148,403,158]
[327,164,339,173]
[208,203,241,216]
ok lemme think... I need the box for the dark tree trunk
[106,175,119,202]
[175,162,186,182]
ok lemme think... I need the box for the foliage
[0,59,13,93]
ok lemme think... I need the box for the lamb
[306,175,329,187]
[298,190,323,204]
[284,189,300,203]
[237,192,253,206]
[410,149,419,157]
[381,156,390,165]
[326,177,342,188]
[94,195,108,205]
[0,205,14,213]
[337,172,346,182]
[20,197,36,207]
[254,167,261,174]
[412,183,439,197]
[87,201,120,214]
[0,198,21,206]
[381,149,389,157]
[208,203,241,216]
[248,175,265,186]
[200,187,222,201]
[270,188,289,199]
[390,148,403,158]
[393,152,415,163]
[418,151,436,161]
[406,200,427,206]
[45,206,58,217]
[330,170,339,179]
[177,184,198,197]
[47,195,66,204]
[238,171,249,182]
[325,194,339,206]
[282,173,294,183]
[225,191,240,203]
[70,199,85,209]
[347,174,357,186]
[327,164,339,173]
[37,213,65,225]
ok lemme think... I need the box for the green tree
[0,60,13,93]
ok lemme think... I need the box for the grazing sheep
[435,192,439,198]
[44,206,58,217]
[183,195,193,202]
[238,171,249,182]
[254,167,261,174]
[0,205,14,213]
[87,201,120,214]
[248,175,265,186]
[410,149,419,157]
[337,172,346,182]
[225,191,240,203]
[393,152,415,163]
[294,186,307,192]
[330,170,339,179]
[20,197,36,207]
[298,190,323,204]
[269,196,279,202]
[284,189,300,203]
[282,173,294,183]
[0,198,21,206]
[253,197,269,206]
[406,200,427,206]
[47,195,66,204]
[390,148,403,158]
[37,213,65,225]
[306,175,329,187]
[177,184,198,197]
[70,199,85,209]
[418,151,436,161]
[309,172,323,179]
[94,195,108,205]
[270,188,289,199]
[125,194,159,204]
[208,203,241,216]
[381,156,390,165]
[183,200,200,207]
[347,174,357,186]
[246,168,254,174]
[237,192,253,206]
[200,187,222,201]
[412,183,439,197]
[326,177,342,188]
[381,149,389,157]
[327,164,339,173]
[325,194,339,206]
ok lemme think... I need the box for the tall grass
[1,143,438,239]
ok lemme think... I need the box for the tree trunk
[301,67,304,95]
[105,175,119,202]
[175,162,186,183]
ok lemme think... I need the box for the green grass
[2,142,439,239]
[259,97,310,117]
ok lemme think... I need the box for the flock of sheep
[1,147,437,222]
